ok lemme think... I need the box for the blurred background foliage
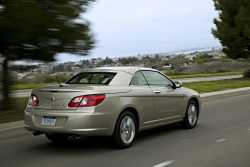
[0,0,250,112]
[0,0,95,110]
[213,0,250,60]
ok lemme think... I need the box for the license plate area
[41,116,56,126]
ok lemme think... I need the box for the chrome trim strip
[144,115,180,124]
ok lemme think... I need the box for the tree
[102,57,115,65]
[118,57,139,65]
[213,0,250,59]
[0,0,95,110]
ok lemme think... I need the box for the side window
[130,71,148,86]
[142,71,173,87]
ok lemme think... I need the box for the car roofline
[88,66,159,75]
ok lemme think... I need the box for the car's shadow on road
[28,136,116,154]
[138,123,184,139]
[26,123,200,154]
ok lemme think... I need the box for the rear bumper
[24,107,116,136]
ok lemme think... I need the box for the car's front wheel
[113,111,137,149]
[182,100,199,129]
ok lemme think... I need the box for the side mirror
[174,81,182,89]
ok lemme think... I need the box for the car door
[142,70,185,122]
[129,71,156,123]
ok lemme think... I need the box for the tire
[112,111,138,149]
[182,100,199,129]
[45,133,69,144]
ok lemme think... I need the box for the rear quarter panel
[94,86,155,132]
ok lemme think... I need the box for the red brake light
[68,94,105,108]
[30,94,39,106]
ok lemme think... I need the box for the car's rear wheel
[182,100,199,129]
[113,111,137,149]
[45,133,69,144]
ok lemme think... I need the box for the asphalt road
[0,94,250,167]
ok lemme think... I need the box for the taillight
[29,94,39,106]
[68,94,105,108]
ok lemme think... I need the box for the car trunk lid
[32,84,130,110]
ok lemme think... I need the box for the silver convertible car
[24,67,201,148]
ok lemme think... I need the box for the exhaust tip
[32,131,43,136]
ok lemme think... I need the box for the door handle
[153,90,161,94]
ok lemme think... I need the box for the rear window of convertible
[66,72,117,85]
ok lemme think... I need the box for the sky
[56,0,221,63]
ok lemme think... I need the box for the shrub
[42,74,69,83]
[17,73,71,83]
[243,69,250,78]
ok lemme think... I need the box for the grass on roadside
[0,97,28,124]
[184,78,250,93]
[10,71,243,90]
[168,71,243,79]
[13,83,53,90]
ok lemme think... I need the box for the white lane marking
[248,128,250,131]
[216,138,228,143]
[153,160,174,167]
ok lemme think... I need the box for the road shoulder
[0,121,24,132]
